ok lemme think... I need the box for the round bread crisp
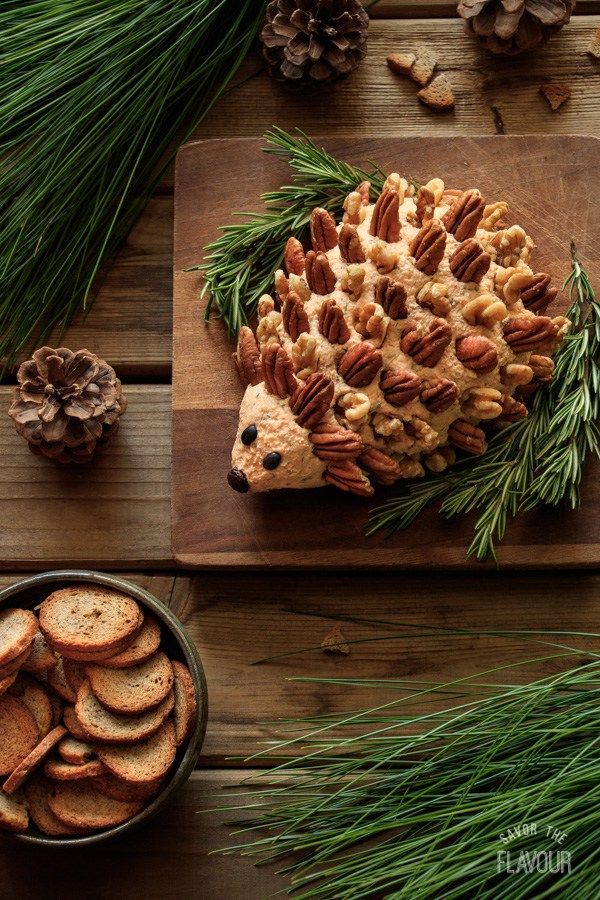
[47,658,77,704]
[0,608,37,669]
[62,659,87,696]
[39,586,143,658]
[25,775,82,836]
[0,645,33,680]
[75,682,174,744]
[44,758,104,781]
[94,772,164,803]
[86,652,173,716]
[0,695,39,776]
[0,788,29,833]
[63,706,91,741]
[98,615,161,669]
[48,692,64,728]
[96,720,176,785]
[58,737,95,766]
[0,672,18,697]
[8,674,53,738]
[3,726,67,794]
[47,780,142,830]
[172,661,197,747]
[22,631,56,675]
[56,634,138,664]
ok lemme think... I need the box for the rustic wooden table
[2,4,600,897]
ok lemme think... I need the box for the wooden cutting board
[173,135,600,568]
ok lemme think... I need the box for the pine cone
[261,0,369,85]
[9,347,127,464]
[458,0,575,56]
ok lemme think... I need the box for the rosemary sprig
[195,128,384,336]
[368,244,600,561]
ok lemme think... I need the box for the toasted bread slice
[96,720,176,785]
[48,692,64,728]
[63,705,91,741]
[0,788,29,833]
[58,737,95,766]
[22,631,56,675]
[75,682,174,744]
[3,726,66,794]
[172,661,197,747]
[62,659,87,695]
[0,696,39,776]
[47,658,77,704]
[44,758,104,781]
[47,780,142,830]
[25,774,82,836]
[0,645,34,680]
[94,772,164,803]
[56,634,137,663]
[8,674,53,737]
[98,615,161,669]
[87,652,173,716]
[0,672,18,697]
[39,586,143,658]
[0,608,38,669]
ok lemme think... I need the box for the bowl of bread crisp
[0,570,207,845]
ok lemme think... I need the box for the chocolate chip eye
[263,452,281,470]
[241,424,258,446]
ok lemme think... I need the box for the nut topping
[419,378,459,412]
[461,293,507,327]
[340,264,366,300]
[414,185,436,225]
[339,223,366,263]
[337,342,383,388]
[461,387,503,420]
[284,236,305,275]
[309,422,363,461]
[503,315,560,353]
[368,239,398,274]
[409,219,446,275]
[369,189,400,242]
[381,370,422,407]
[310,207,338,252]
[318,299,351,344]
[233,326,262,386]
[455,334,499,374]
[356,180,370,204]
[448,419,487,455]
[292,333,320,380]
[305,250,336,294]
[374,276,407,319]
[261,344,297,398]
[325,460,374,496]
[528,354,554,382]
[442,189,485,241]
[417,281,451,317]
[358,447,404,486]
[519,273,558,314]
[449,239,491,284]
[282,291,310,341]
[401,319,452,367]
[289,372,334,429]
[343,191,366,225]
[354,302,390,348]
[498,394,528,422]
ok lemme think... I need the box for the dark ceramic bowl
[0,570,208,846]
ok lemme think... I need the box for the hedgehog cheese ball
[228,175,569,496]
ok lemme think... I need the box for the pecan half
[420,378,459,412]
[448,419,487,455]
[369,189,400,242]
[414,186,436,225]
[261,344,297,398]
[289,372,334,429]
[381,370,422,407]
[503,316,559,353]
[528,354,554,382]
[401,319,452,367]
[309,422,363,461]
[358,447,404,486]
[282,291,309,341]
[325,460,374,496]
[318,299,351,344]
[449,239,491,284]
[417,281,450,317]
[498,394,528,422]
[409,219,446,275]
[356,180,371,204]
[338,223,365,263]
[284,237,305,276]
[337,342,383,388]
[520,273,558,315]
[455,334,499,374]
[305,250,336,295]
[310,207,338,252]
[233,326,262,386]
[374,276,407,319]
[442,189,485,241]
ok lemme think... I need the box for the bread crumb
[387,52,416,78]
[540,83,571,111]
[412,47,438,86]
[321,625,350,656]
[588,27,600,60]
[417,74,455,111]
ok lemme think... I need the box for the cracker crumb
[321,625,350,656]
[417,74,455,112]
[540,83,571,111]
[588,27,600,60]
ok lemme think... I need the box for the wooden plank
[0,770,285,900]
[0,387,172,569]
[369,0,600,15]
[173,134,600,569]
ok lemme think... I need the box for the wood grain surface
[173,134,600,569]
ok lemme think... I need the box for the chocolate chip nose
[227,467,249,493]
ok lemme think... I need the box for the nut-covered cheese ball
[228,175,569,495]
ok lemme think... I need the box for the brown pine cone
[284,236,305,275]
[338,342,383,387]
[449,239,491,283]
[310,208,338,252]
[455,335,499,375]
[305,250,336,294]
[290,372,334,429]
[409,220,447,275]
[420,378,459,412]
[309,422,363,461]
[319,299,351,344]
[282,292,310,341]
[381,370,422,407]
[374,276,407,319]
[262,344,297,398]
[401,319,452,367]
[520,273,558,315]
[448,419,487,455]
[339,223,365,263]
[442,189,485,241]
[369,189,400,242]
[503,315,559,353]
[325,459,374,496]
[234,326,262,386]
[358,447,404,486]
